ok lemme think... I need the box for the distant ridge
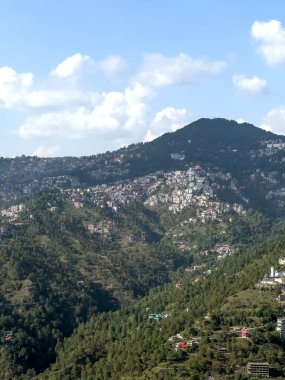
[0,117,285,208]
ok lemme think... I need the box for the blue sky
[1,0,285,157]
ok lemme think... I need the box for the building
[171,153,185,161]
[258,266,285,287]
[241,327,250,338]
[276,318,285,337]
[247,362,269,378]
[277,294,285,304]
[148,313,168,321]
[279,257,285,265]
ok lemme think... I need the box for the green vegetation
[39,233,285,379]
[1,119,285,378]
[0,188,282,378]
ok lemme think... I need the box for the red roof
[178,343,188,348]
[241,328,250,336]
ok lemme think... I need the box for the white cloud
[260,106,285,134]
[233,74,268,97]
[136,53,227,88]
[52,53,91,78]
[18,91,188,146]
[0,66,33,108]
[25,89,100,108]
[144,107,189,142]
[52,53,127,80]
[8,51,228,150]
[18,84,149,140]
[18,107,117,139]
[98,55,127,79]
[32,145,60,157]
[259,123,272,132]
[251,20,285,66]
[236,118,248,124]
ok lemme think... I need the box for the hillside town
[0,135,284,205]
[62,165,245,224]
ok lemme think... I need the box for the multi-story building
[247,362,269,378]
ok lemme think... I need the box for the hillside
[0,182,275,378]
[1,118,285,378]
[39,232,285,379]
[1,118,285,216]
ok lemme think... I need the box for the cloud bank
[251,20,285,66]
[0,52,227,155]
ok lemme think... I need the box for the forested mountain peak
[0,117,284,204]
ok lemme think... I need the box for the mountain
[1,118,285,215]
[1,118,285,378]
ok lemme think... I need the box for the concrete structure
[247,362,269,378]
[258,266,285,287]
[277,294,285,304]
[276,318,285,337]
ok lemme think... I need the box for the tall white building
[276,318,285,337]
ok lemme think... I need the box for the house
[277,294,285,304]
[168,334,183,342]
[247,362,269,378]
[4,332,13,341]
[176,342,188,349]
[241,328,250,338]
[279,257,285,265]
[14,221,24,227]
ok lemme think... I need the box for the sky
[1,0,285,157]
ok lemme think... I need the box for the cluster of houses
[258,139,285,157]
[0,152,131,199]
[1,204,26,220]
[0,204,26,230]
[22,176,79,196]
[61,165,245,224]
[144,166,244,220]
[64,173,163,211]
[168,333,200,351]
[266,187,285,201]
[199,244,234,260]
[85,220,115,240]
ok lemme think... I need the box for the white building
[276,318,285,337]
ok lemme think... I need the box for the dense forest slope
[40,232,285,379]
